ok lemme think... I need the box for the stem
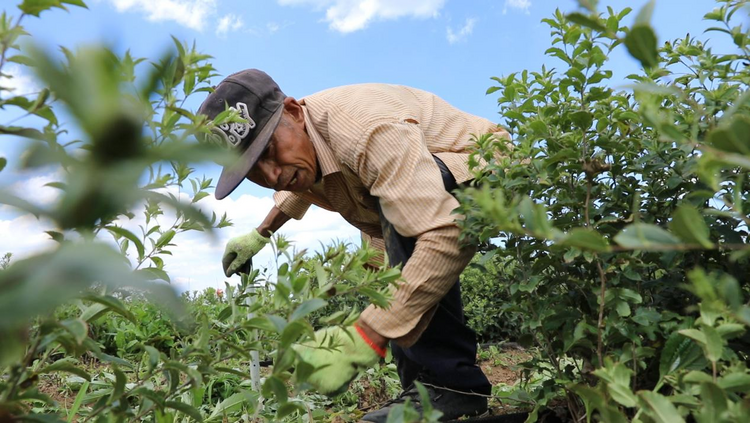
[596,259,607,366]
[0,13,26,72]
[585,178,592,227]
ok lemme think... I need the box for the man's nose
[256,160,280,187]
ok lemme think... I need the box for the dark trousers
[376,156,492,395]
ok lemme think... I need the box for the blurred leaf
[59,320,87,347]
[38,359,91,381]
[567,12,607,32]
[0,242,183,330]
[557,228,610,252]
[659,333,707,378]
[19,0,63,17]
[702,325,724,363]
[637,391,685,423]
[707,115,750,155]
[165,401,203,422]
[0,157,6,172]
[280,320,312,349]
[699,382,728,421]
[614,223,680,250]
[80,294,136,323]
[625,25,659,68]
[290,298,327,322]
[207,391,258,421]
[635,0,656,25]
[105,226,145,260]
[669,205,712,248]
[0,189,46,217]
[0,125,46,140]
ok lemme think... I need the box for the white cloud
[277,0,446,33]
[0,214,57,260]
[0,65,40,99]
[503,0,531,14]
[108,0,217,31]
[216,13,244,37]
[7,172,63,207]
[446,17,476,45]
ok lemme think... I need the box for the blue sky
[0,0,733,292]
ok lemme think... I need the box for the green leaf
[155,229,176,248]
[557,228,610,252]
[262,375,288,403]
[110,366,127,402]
[0,157,6,172]
[61,0,88,7]
[659,333,707,378]
[165,401,203,421]
[679,328,707,346]
[80,294,136,323]
[707,116,750,155]
[290,298,327,322]
[7,55,36,67]
[105,226,146,260]
[60,319,88,344]
[624,25,659,68]
[19,0,62,16]
[635,0,656,25]
[566,12,607,32]
[699,382,728,420]
[637,391,685,423]
[137,267,170,283]
[207,391,258,421]
[570,110,594,130]
[702,325,724,362]
[280,320,312,349]
[38,359,91,381]
[614,223,680,250]
[669,205,713,248]
[608,383,637,408]
[144,345,160,372]
[0,126,46,140]
[718,373,750,392]
[715,323,745,340]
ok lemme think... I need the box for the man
[197,69,509,422]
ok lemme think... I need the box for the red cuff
[354,324,387,358]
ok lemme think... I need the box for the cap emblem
[215,102,257,148]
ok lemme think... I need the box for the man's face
[245,108,317,192]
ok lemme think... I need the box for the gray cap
[197,69,286,200]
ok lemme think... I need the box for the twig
[595,259,607,365]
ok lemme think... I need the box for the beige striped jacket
[273,83,509,346]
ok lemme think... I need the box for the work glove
[221,229,270,277]
[294,324,385,395]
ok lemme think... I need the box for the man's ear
[283,97,304,125]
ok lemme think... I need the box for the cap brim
[214,105,284,200]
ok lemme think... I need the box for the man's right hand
[221,229,270,277]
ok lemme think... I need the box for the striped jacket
[273,83,509,346]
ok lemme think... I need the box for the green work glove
[294,325,385,395]
[221,229,270,277]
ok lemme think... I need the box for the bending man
[197,69,509,422]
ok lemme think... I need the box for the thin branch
[596,259,607,366]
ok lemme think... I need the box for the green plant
[457,0,750,421]
[0,1,405,421]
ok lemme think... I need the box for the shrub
[456,1,750,421]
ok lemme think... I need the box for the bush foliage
[2,0,750,422]
[456,0,750,421]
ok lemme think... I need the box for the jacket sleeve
[273,191,311,220]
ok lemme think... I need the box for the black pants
[376,156,492,395]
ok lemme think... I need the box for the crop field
[2,0,750,422]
